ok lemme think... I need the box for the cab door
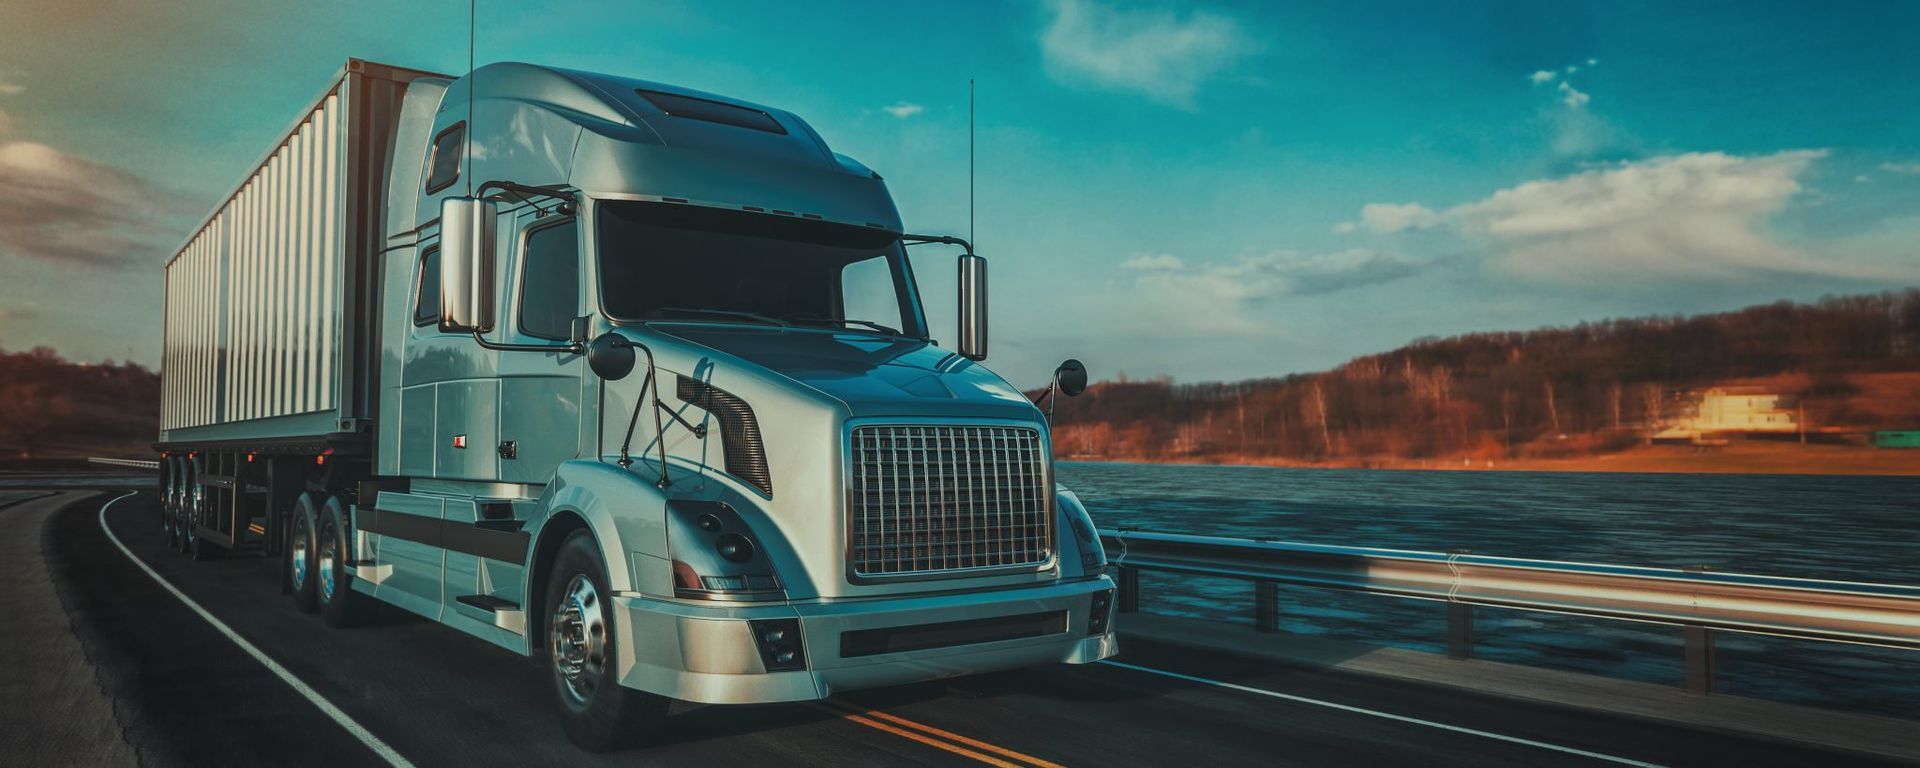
[444,211,582,644]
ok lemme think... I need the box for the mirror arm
[607,338,694,488]
[469,331,582,354]
[901,233,973,255]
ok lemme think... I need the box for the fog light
[1088,589,1114,636]
[749,618,806,672]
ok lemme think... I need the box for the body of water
[1056,461,1920,719]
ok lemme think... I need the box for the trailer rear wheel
[179,471,203,556]
[288,494,321,612]
[316,498,365,628]
[544,531,667,751]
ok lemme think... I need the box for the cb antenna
[968,78,974,245]
[466,0,475,197]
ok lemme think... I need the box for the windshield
[597,200,925,338]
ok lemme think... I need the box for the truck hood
[650,324,1040,420]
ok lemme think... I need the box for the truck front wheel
[544,531,667,751]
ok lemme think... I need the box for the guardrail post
[1117,566,1140,613]
[1254,581,1280,632]
[1446,603,1474,660]
[1684,625,1716,695]
[1681,565,1716,694]
[1445,549,1474,659]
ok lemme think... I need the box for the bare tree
[1543,379,1561,436]
[1306,382,1333,457]
[1638,383,1665,444]
[0,382,71,458]
[1608,380,1623,431]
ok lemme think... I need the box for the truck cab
[354,62,1115,747]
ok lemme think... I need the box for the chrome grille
[849,425,1052,577]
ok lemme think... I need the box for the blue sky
[1,0,1916,385]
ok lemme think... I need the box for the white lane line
[1098,660,1665,768]
[98,491,416,768]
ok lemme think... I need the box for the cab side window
[414,247,441,327]
[518,222,579,340]
[425,123,464,194]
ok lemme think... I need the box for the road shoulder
[0,491,139,767]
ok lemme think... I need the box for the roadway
[0,483,1906,767]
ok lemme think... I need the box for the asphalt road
[1,485,1904,767]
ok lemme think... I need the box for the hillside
[1049,291,1920,471]
[0,347,159,460]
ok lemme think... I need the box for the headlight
[666,500,784,600]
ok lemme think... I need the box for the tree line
[0,347,159,459]
[1048,291,1920,463]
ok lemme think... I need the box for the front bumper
[612,575,1119,704]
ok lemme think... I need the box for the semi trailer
[154,58,1114,749]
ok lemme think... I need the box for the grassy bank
[1068,442,1920,476]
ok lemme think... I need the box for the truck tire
[163,463,181,549]
[180,478,204,556]
[287,494,321,612]
[544,531,667,751]
[316,497,365,628]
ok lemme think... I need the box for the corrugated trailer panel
[158,60,442,448]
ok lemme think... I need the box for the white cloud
[1556,81,1590,108]
[1442,150,1899,282]
[1880,162,1920,175]
[0,140,180,266]
[1856,174,1871,183]
[882,102,925,119]
[1332,221,1357,234]
[1531,60,1598,110]
[1122,253,1186,271]
[1128,248,1422,303]
[0,302,40,323]
[1356,202,1441,233]
[1102,248,1424,336]
[1039,0,1256,106]
[0,76,21,96]
[1340,150,1919,284]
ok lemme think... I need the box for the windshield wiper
[786,314,902,336]
[647,307,789,326]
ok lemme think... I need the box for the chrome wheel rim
[290,521,309,588]
[550,574,606,708]
[317,528,336,602]
[184,485,201,546]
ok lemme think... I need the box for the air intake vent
[677,377,772,496]
[636,89,787,135]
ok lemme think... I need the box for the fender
[532,459,674,596]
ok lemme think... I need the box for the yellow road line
[815,700,1065,768]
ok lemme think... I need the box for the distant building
[1654,387,1797,440]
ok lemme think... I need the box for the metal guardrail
[1101,529,1920,694]
[88,457,161,471]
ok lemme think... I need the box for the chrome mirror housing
[957,253,988,361]
[439,197,498,334]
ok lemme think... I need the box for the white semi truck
[153,58,1114,749]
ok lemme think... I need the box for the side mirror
[587,333,635,380]
[439,197,498,334]
[1054,359,1087,397]
[957,253,988,361]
